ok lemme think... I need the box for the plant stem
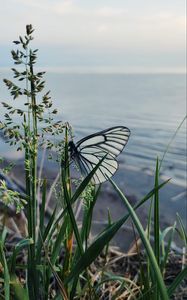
[30,56,38,243]
[61,126,74,280]
[26,50,39,300]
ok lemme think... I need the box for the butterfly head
[68,140,77,158]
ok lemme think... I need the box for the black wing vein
[72,126,130,184]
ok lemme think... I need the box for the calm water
[0,72,186,186]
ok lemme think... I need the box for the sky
[0,0,186,73]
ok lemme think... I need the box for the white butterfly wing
[74,126,130,184]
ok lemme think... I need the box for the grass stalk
[154,158,160,299]
[26,45,39,300]
[61,127,84,281]
[29,54,38,244]
[0,242,10,300]
[159,115,187,172]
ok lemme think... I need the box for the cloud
[96,24,109,34]
[12,0,49,10]
[96,7,128,17]
[53,1,83,15]
[0,1,185,71]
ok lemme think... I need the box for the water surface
[0,72,186,186]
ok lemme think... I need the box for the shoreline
[0,155,186,251]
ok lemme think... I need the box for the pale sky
[0,0,186,73]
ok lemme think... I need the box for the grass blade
[65,178,169,284]
[81,185,101,248]
[47,254,69,300]
[0,242,10,300]
[36,205,57,261]
[167,266,187,297]
[160,223,176,272]
[11,275,29,300]
[10,238,33,274]
[39,178,47,236]
[154,158,160,265]
[65,216,128,284]
[176,213,187,247]
[62,166,84,256]
[159,115,187,171]
[154,158,160,299]
[50,157,106,239]
[109,178,169,300]
[51,219,67,264]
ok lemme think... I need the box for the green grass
[0,25,186,299]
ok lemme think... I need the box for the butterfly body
[68,140,78,157]
[69,126,130,184]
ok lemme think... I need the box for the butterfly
[69,126,130,184]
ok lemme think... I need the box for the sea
[0,72,186,187]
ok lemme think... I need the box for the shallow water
[0,72,186,186]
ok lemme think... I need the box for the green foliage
[0,179,26,212]
[0,235,10,300]
[0,25,186,299]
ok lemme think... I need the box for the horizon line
[0,66,186,75]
